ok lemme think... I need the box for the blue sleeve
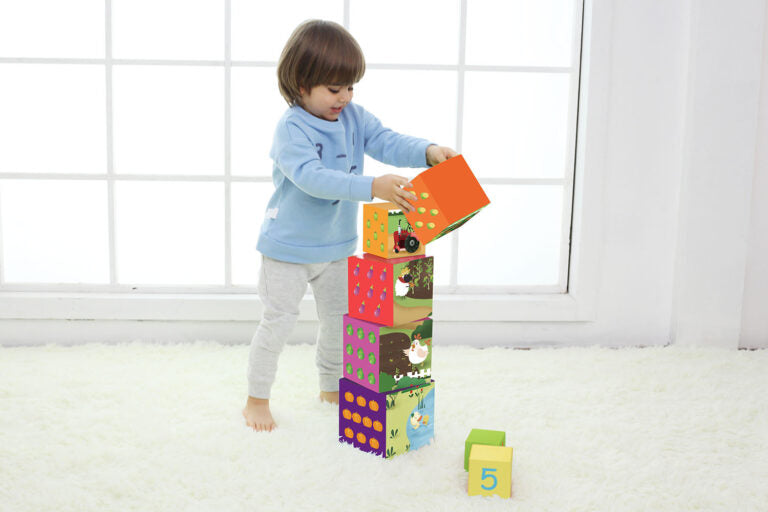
[272,121,374,202]
[362,108,433,168]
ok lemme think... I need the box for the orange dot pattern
[340,388,385,455]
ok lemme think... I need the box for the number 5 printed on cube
[468,445,513,499]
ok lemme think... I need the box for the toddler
[243,19,456,431]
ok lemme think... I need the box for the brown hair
[277,20,366,106]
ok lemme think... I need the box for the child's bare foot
[243,396,276,432]
[319,391,339,404]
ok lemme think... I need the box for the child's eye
[328,87,340,94]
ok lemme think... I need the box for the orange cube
[362,202,426,259]
[404,155,490,245]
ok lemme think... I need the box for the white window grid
[0,0,584,295]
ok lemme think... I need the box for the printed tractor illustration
[363,202,426,259]
[393,219,420,254]
[341,155,488,461]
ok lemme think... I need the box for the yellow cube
[468,444,513,499]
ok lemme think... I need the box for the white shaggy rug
[1,343,767,511]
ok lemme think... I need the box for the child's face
[298,84,354,121]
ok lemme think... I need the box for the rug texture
[1,343,767,511]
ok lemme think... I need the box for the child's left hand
[426,145,458,167]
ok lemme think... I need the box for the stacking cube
[468,444,514,498]
[464,428,506,470]
[348,253,433,326]
[363,202,426,259]
[343,314,433,393]
[404,155,490,245]
[339,378,435,458]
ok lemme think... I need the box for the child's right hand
[372,174,417,212]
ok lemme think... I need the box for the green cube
[464,428,506,471]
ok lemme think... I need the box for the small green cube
[464,428,506,471]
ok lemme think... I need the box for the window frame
[0,0,604,323]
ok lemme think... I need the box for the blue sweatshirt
[256,103,433,263]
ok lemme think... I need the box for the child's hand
[372,174,417,212]
[426,145,458,167]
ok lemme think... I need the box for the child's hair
[277,19,366,106]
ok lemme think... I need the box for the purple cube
[339,377,435,458]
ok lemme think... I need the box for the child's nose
[340,90,352,103]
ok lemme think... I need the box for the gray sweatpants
[247,255,347,399]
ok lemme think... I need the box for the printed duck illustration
[410,410,430,429]
[403,333,430,365]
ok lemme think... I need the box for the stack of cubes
[339,155,490,459]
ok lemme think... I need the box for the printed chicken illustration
[403,333,430,365]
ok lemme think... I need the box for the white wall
[741,1,768,349]
[1,0,767,348]
[672,0,767,348]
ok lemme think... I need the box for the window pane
[458,185,564,286]
[355,69,456,178]
[231,67,285,176]
[0,0,104,58]
[112,66,224,175]
[349,0,460,65]
[231,0,344,62]
[231,182,273,285]
[115,182,224,285]
[0,180,109,283]
[462,71,571,179]
[0,64,106,174]
[465,0,576,67]
[112,0,223,60]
